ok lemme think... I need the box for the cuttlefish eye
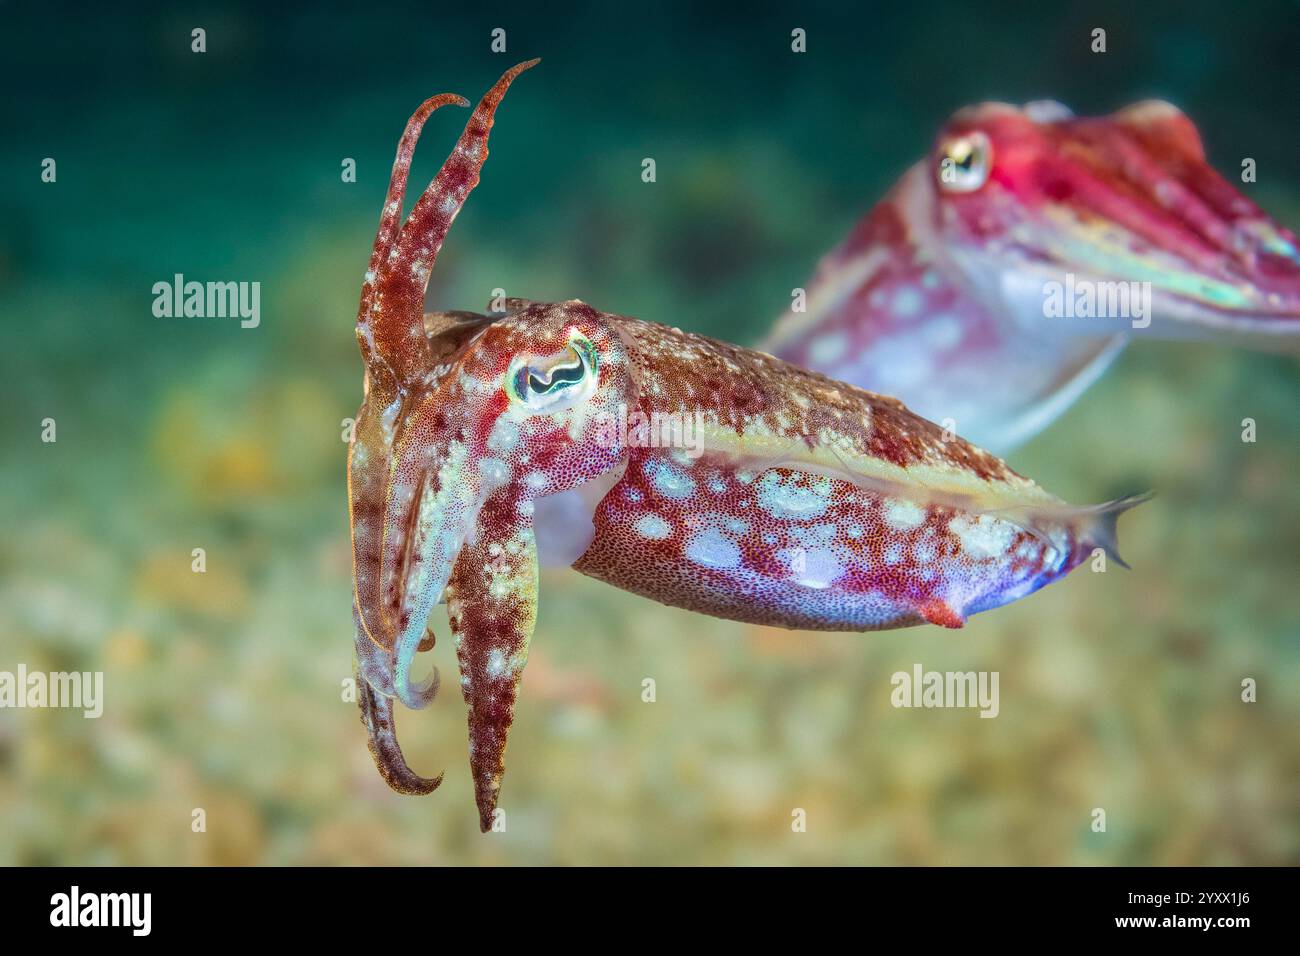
[506,335,598,412]
[936,131,992,193]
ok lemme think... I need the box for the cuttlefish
[763,100,1300,452]
[348,63,1148,831]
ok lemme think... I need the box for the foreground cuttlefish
[763,99,1300,452]
[348,63,1149,830]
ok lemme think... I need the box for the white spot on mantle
[685,528,740,569]
[882,498,926,531]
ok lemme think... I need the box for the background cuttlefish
[348,63,1148,831]
[763,99,1300,453]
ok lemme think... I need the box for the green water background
[0,0,1297,864]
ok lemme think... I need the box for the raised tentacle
[356,91,469,376]
[368,58,539,388]
[393,59,540,296]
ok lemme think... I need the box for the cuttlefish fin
[1058,491,1154,570]
[981,491,1154,569]
[446,490,539,832]
[970,331,1129,454]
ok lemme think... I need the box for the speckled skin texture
[348,64,1147,831]
[575,453,1072,632]
[763,100,1300,452]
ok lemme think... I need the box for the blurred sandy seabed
[0,2,1298,865]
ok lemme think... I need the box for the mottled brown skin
[611,315,1023,483]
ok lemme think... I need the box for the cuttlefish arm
[763,100,1300,453]
[347,62,537,799]
[446,489,539,831]
[354,601,442,794]
[376,302,633,830]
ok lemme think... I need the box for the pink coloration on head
[764,98,1300,452]
[932,100,1300,326]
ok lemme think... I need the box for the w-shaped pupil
[527,358,584,394]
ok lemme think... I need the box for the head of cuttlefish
[926,98,1300,341]
[766,99,1300,452]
